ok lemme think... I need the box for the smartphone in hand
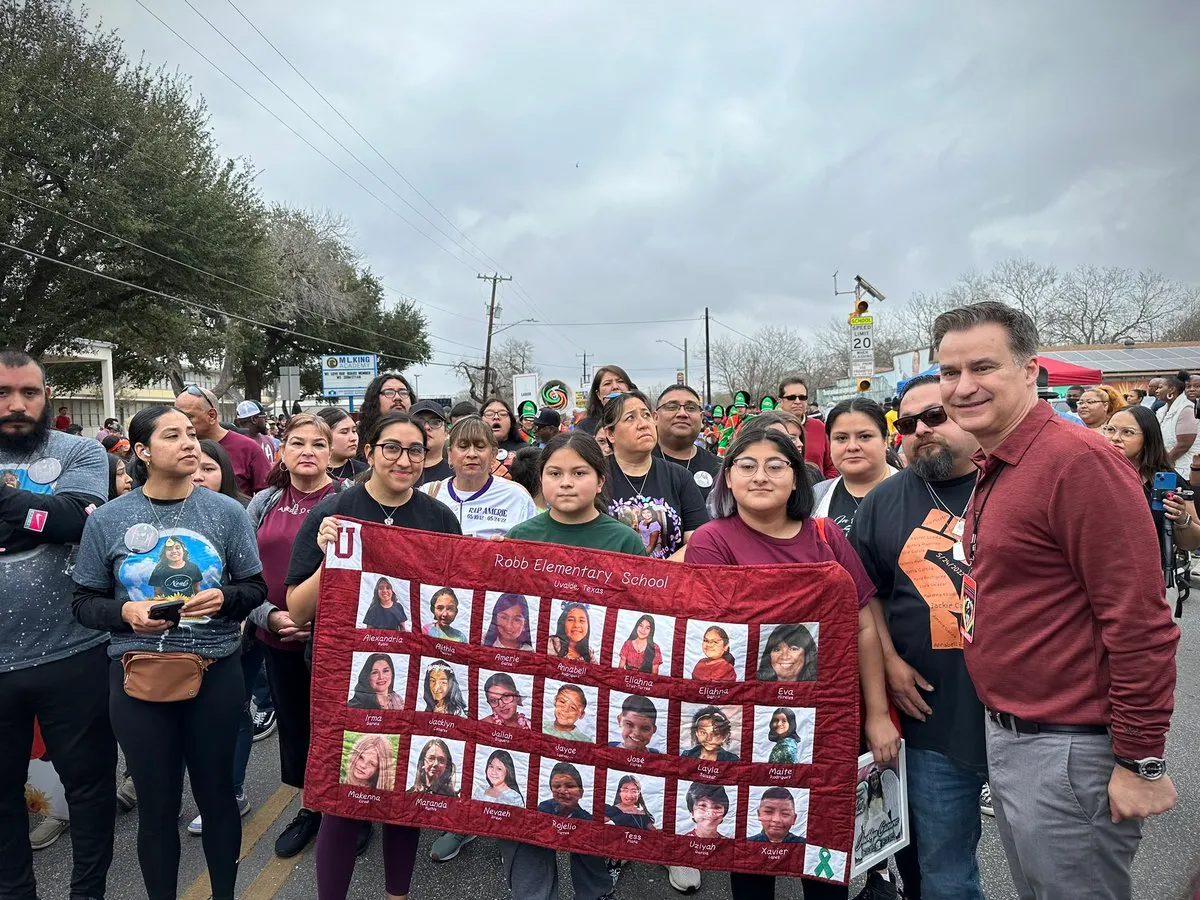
[148,599,186,626]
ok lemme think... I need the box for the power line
[0,186,484,356]
[132,0,481,274]
[220,0,510,277]
[522,317,704,327]
[0,103,476,325]
[178,0,499,275]
[0,238,471,369]
[711,317,772,349]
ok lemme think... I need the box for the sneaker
[189,791,251,835]
[852,870,901,900]
[980,783,995,817]
[430,831,475,862]
[275,808,321,858]
[355,820,372,857]
[251,708,277,742]
[116,775,137,812]
[667,865,701,893]
[29,817,68,850]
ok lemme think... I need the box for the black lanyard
[967,460,1007,565]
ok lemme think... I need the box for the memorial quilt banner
[305,519,862,882]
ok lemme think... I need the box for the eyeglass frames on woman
[729,458,793,478]
[374,441,427,462]
[894,406,949,435]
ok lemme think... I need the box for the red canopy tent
[1038,356,1103,386]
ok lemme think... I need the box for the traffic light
[848,296,870,322]
[856,378,873,393]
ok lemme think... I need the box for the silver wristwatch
[1114,756,1167,780]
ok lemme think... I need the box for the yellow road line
[180,785,299,900]
[241,846,311,900]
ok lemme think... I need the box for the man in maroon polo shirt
[174,386,271,496]
[779,374,837,478]
[933,301,1178,900]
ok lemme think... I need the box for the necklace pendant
[384,517,394,526]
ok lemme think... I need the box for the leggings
[110,653,243,900]
[315,814,419,899]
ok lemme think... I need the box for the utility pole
[478,273,512,401]
[577,351,590,388]
[704,307,712,405]
[683,338,689,386]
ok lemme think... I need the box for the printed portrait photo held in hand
[347,652,408,710]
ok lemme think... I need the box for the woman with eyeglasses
[480,397,529,462]
[812,398,898,540]
[284,411,461,900]
[577,365,636,435]
[1104,406,1200,555]
[738,411,824,487]
[356,373,416,457]
[1076,385,1124,434]
[685,427,898,900]
[602,391,708,560]
[316,408,368,481]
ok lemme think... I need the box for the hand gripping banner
[305,519,861,882]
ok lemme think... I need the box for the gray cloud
[94,0,1200,396]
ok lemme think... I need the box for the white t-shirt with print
[421,476,538,538]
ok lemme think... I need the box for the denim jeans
[232,639,266,795]
[905,747,987,900]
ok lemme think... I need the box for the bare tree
[710,326,810,400]
[1044,265,1187,344]
[453,338,536,403]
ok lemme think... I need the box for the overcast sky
[93,0,1200,398]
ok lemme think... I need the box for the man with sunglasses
[175,385,271,495]
[779,374,837,477]
[652,385,721,499]
[850,374,986,900]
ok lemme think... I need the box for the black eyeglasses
[375,441,427,462]
[658,401,703,414]
[782,393,808,403]
[895,406,949,435]
[184,384,216,412]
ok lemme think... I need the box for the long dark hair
[484,594,532,647]
[126,405,183,486]
[702,625,736,666]
[825,397,888,439]
[357,372,416,450]
[623,614,658,672]
[550,601,593,662]
[612,774,652,820]
[1111,405,1173,485]
[598,390,653,434]
[767,707,800,744]
[586,365,637,421]
[362,412,426,457]
[483,749,524,801]
[539,432,611,514]
[106,453,128,500]
[349,653,397,709]
[197,438,247,505]
[757,623,818,682]
[421,660,467,716]
[709,429,814,521]
[481,397,527,445]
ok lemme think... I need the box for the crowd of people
[0,300,1190,900]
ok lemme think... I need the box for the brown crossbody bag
[121,651,213,702]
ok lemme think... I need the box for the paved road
[32,598,1200,899]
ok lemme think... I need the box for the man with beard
[235,399,276,464]
[0,350,116,900]
[652,385,721,500]
[850,374,986,900]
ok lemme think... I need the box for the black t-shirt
[652,444,722,500]
[287,484,463,587]
[606,456,709,559]
[329,458,369,481]
[420,456,454,486]
[827,480,861,540]
[850,469,985,769]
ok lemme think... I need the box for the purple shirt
[685,515,875,608]
[220,429,272,496]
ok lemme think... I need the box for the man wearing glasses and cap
[409,400,454,483]
[175,385,271,495]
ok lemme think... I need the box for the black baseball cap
[409,400,449,423]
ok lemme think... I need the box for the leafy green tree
[0,0,268,391]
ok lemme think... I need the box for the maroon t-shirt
[256,482,338,651]
[220,429,272,496]
[685,515,874,608]
[805,418,837,478]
